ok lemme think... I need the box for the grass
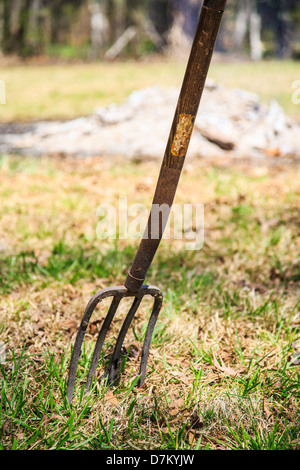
[0,154,300,450]
[0,58,299,122]
[0,56,299,450]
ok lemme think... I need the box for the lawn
[0,57,299,450]
[0,154,299,450]
[0,58,299,122]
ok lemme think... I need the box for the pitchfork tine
[67,287,122,404]
[107,296,143,386]
[67,286,163,404]
[84,295,122,392]
[137,291,163,387]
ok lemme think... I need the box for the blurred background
[0,0,299,142]
[0,0,300,60]
[0,0,299,61]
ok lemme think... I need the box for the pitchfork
[67,0,227,404]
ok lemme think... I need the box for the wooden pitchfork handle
[125,0,227,293]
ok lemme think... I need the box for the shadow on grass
[0,240,132,293]
[0,239,219,296]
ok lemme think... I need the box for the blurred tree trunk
[2,1,10,53]
[258,0,295,58]
[2,0,16,52]
[233,0,263,60]
[88,0,109,58]
[233,0,249,49]
[0,1,4,55]
[274,0,292,58]
[106,0,140,42]
[27,0,40,53]
[249,2,263,60]
[148,0,171,38]
[18,0,32,56]
[103,0,142,57]
[2,0,31,55]
[167,0,202,53]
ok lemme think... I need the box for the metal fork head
[66,285,163,404]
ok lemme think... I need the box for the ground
[0,57,299,450]
[0,153,299,450]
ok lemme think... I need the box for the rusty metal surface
[171,114,195,157]
[124,0,226,293]
[67,286,163,404]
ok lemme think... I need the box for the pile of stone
[0,81,299,161]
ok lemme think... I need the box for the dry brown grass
[0,154,300,450]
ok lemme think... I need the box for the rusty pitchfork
[67,0,227,404]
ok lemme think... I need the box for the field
[0,59,300,450]
[0,58,299,122]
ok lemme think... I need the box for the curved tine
[107,296,143,385]
[67,288,124,404]
[85,296,121,392]
[137,291,163,388]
